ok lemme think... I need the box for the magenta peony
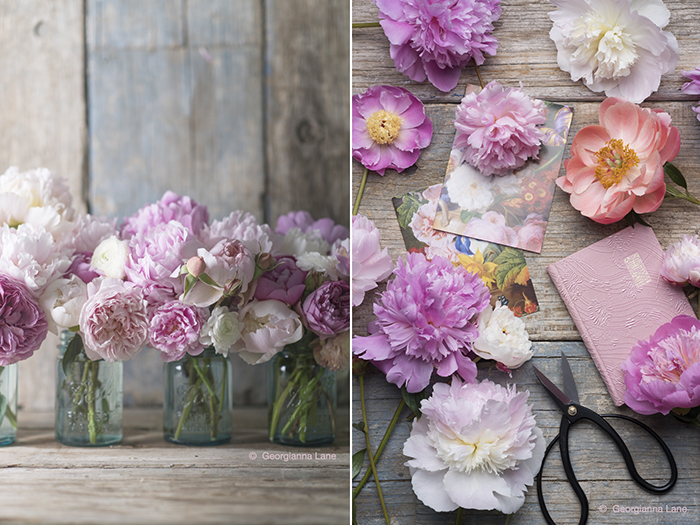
[353,252,490,393]
[0,275,48,365]
[302,280,350,338]
[149,301,206,362]
[453,82,547,176]
[681,68,700,121]
[660,235,700,287]
[351,215,393,307]
[556,97,680,224]
[375,0,501,92]
[80,278,149,362]
[403,378,545,514]
[622,315,700,415]
[352,85,433,175]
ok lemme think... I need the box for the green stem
[353,167,369,215]
[218,358,227,413]
[352,22,381,28]
[280,371,322,442]
[174,360,201,441]
[269,367,303,441]
[666,187,700,206]
[0,366,16,430]
[353,398,405,497]
[455,507,463,525]
[87,361,98,445]
[359,375,390,525]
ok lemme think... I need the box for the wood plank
[264,0,351,226]
[352,343,700,524]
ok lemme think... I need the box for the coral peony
[352,85,432,175]
[453,82,547,176]
[375,0,501,92]
[352,215,393,306]
[548,0,679,103]
[0,275,49,365]
[556,97,680,224]
[622,315,700,415]
[660,235,700,287]
[403,378,545,514]
[353,252,490,393]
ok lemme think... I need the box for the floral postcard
[431,96,573,253]
[393,184,539,317]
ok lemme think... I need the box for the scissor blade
[560,351,580,404]
[532,366,571,412]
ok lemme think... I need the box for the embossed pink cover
[547,225,694,406]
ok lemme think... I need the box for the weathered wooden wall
[0,0,349,411]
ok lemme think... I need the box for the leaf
[0,393,6,429]
[460,210,478,224]
[664,162,687,190]
[184,274,197,298]
[401,386,427,419]
[198,272,219,288]
[352,449,366,479]
[396,194,422,229]
[493,248,527,290]
[62,334,84,376]
[352,421,366,434]
[623,209,651,228]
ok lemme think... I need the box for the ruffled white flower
[313,332,349,371]
[68,214,119,252]
[0,166,77,241]
[548,0,679,103]
[279,227,331,259]
[91,235,129,279]
[445,162,495,213]
[473,303,534,369]
[39,275,88,334]
[199,306,242,356]
[0,223,73,297]
[202,210,280,255]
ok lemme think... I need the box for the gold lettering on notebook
[624,253,650,287]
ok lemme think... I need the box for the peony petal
[409,468,457,512]
[424,60,462,93]
[629,0,670,28]
[443,469,513,512]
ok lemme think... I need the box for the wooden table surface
[0,408,350,525]
[352,1,700,523]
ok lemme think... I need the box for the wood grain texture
[265,0,351,226]
[2,408,350,524]
[352,344,700,524]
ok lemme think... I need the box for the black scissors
[533,353,677,525]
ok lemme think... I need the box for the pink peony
[149,301,206,362]
[254,256,308,305]
[548,0,679,104]
[202,210,278,256]
[660,235,700,287]
[681,68,700,121]
[375,0,501,92]
[352,85,433,176]
[302,280,350,339]
[353,252,490,393]
[79,278,149,362]
[622,315,700,415]
[121,191,209,239]
[0,275,48,365]
[556,97,680,224]
[352,215,393,307]
[403,378,545,514]
[275,211,348,246]
[515,213,547,252]
[454,82,547,176]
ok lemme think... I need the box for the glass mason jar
[268,344,337,446]
[0,364,18,447]
[163,348,232,446]
[55,332,123,447]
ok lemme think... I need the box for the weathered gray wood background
[353,0,700,523]
[0,0,349,411]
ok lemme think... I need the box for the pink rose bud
[186,256,206,277]
[257,253,275,270]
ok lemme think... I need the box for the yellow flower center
[594,138,639,189]
[366,110,403,145]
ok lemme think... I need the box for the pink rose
[463,211,518,246]
[515,213,546,252]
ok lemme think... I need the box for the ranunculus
[149,301,206,362]
[352,85,433,175]
[353,253,490,393]
[303,280,350,339]
[661,235,700,287]
[254,256,308,305]
[681,68,700,122]
[313,332,350,371]
[556,97,680,224]
[403,378,545,514]
[548,0,679,103]
[121,191,209,239]
[375,0,501,92]
[39,274,88,334]
[275,211,348,246]
[91,235,129,280]
[453,82,547,176]
[79,278,149,362]
[199,306,242,357]
[231,300,303,365]
[0,275,49,365]
[473,303,533,369]
[622,315,700,415]
[352,215,393,307]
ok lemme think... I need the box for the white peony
[548,0,679,103]
[473,303,533,369]
[68,214,119,252]
[199,306,242,356]
[91,235,129,279]
[313,332,349,371]
[279,227,331,259]
[445,162,495,213]
[39,275,88,334]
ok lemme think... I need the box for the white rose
[199,306,242,357]
[473,303,533,369]
[91,235,129,279]
[39,275,88,334]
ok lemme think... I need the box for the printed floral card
[393,184,539,317]
[431,90,573,253]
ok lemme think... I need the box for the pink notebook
[547,225,694,406]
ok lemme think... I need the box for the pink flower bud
[186,256,206,277]
[257,253,275,270]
